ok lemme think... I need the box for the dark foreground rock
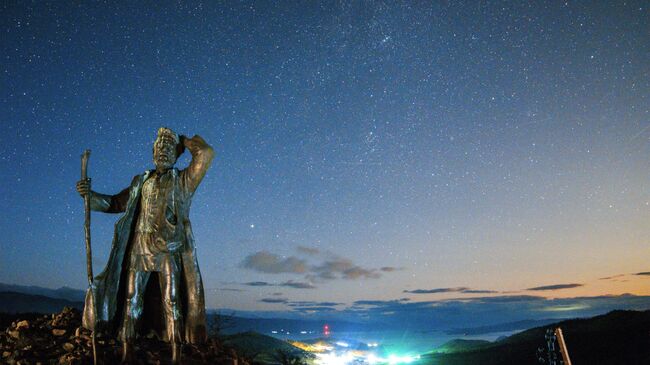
[0,307,249,365]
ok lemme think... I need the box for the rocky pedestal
[0,307,247,365]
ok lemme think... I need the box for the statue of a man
[76,128,214,363]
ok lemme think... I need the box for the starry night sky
[1,1,649,317]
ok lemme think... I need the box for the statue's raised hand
[181,134,208,152]
[76,178,91,197]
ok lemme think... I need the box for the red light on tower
[323,324,330,337]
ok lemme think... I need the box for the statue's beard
[154,151,175,170]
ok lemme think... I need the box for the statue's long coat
[82,169,208,344]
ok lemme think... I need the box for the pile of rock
[1,307,94,364]
[0,307,248,365]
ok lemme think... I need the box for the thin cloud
[241,250,398,283]
[291,306,338,313]
[344,266,380,279]
[380,267,402,272]
[599,274,626,280]
[242,280,316,289]
[353,299,413,307]
[207,287,245,292]
[280,280,316,289]
[446,295,546,304]
[312,258,380,280]
[296,246,320,255]
[404,287,469,294]
[462,289,499,294]
[243,281,272,287]
[403,287,498,294]
[527,283,584,291]
[287,301,342,307]
[241,251,307,274]
[598,272,649,279]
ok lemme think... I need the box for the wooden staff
[555,327,572,365]
[80,149,97,365]
[81,150,93,283]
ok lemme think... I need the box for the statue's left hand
[182,135,208,151]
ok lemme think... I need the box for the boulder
[15,321,29,331]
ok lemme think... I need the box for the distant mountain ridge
[0,292,83,314]
[0,282,86,302]
[446,318,563,335]
[3,285,649,363]
[0,287,358,337]
[210,313,366,335]
[424,309,650,364]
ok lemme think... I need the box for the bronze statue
[76,128,215,363]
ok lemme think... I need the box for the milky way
[1,1,648,313]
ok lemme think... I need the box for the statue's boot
[121,342,134,364]
[171,342,181,365]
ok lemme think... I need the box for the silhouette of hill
[446,318,562,335]
[435,339,492,353]
[221,331,312,364]
[423,309,650,364]
[0,282,85,302]
[0,292,83,314]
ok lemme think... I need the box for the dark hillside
[423,309,650,365]
[0,292,83,314]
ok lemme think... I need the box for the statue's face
[153,135,177,170]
